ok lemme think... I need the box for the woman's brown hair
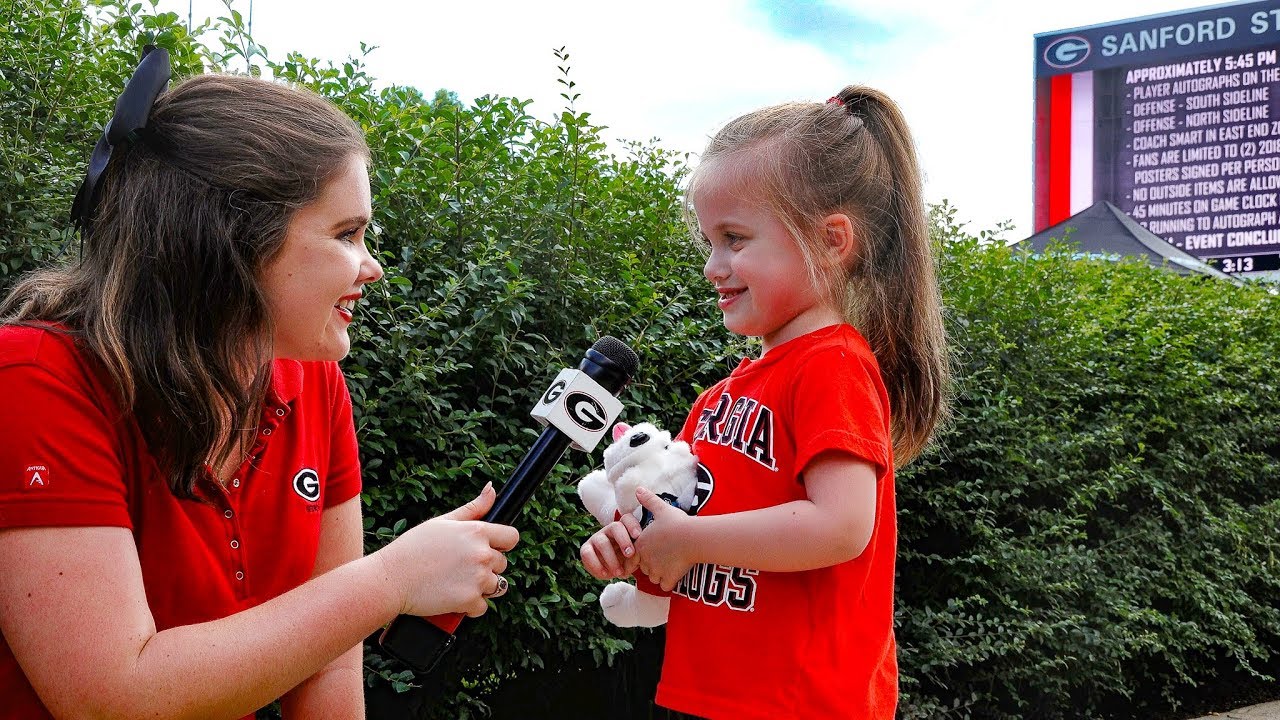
[686,85,949,465]
[0,73,368,498]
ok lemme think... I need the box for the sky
[156,0,1223,241]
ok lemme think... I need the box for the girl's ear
[820,213,857,266]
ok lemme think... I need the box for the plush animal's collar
[640,492,684,529]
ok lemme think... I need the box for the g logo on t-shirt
[292,468,321,503]
[691,462,714,514]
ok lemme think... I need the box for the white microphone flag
[529,368,624,452]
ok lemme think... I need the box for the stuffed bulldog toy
[577,421,698,627]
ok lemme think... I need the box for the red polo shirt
[0,324,363,719]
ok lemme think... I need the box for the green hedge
[3,3,1280,718]
[896,208,1280,718]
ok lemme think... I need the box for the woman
[0,48,518,719]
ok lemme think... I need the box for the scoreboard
[1035,0,1280,275]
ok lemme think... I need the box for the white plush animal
[577,421,697,627]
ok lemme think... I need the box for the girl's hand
[580,514,643,580]
[634,487,697,592]
[377,483,521,618]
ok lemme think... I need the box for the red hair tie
[827,96,844,106]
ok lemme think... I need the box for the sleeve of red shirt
[0,358,132,529]
[791,346,892,480]
[323,361,362,509]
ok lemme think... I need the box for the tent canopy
[1016,201,1237,282]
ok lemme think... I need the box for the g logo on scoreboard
[1044,36,1090,69]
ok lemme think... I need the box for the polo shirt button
[262,428,272,436]
[224,509,233,519]
[235,571,244,581]
[232,478,240,488]
[230,540,240,549]
[275,408,286,416]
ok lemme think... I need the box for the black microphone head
[591,336,639,378]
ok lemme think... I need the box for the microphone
[378,336,640,674]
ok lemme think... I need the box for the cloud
[748,0,894,55]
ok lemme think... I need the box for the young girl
[0,53,518,719]
[580,85,948,718]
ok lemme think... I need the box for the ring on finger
[482,574,509,599]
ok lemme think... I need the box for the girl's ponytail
[831,85,948,464]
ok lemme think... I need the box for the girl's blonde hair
[686,85,948,465]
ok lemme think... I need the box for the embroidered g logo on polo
[292,468,320,503]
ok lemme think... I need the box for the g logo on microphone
[1044,36,1090,69]
[542,380,567,405]
[564,391,607,432]
[529,367,624,452]
[293,468,320,503]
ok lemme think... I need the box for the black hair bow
[69,45,172,240]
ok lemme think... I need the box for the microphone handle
[485,427,573,525]
[378,426,573,673]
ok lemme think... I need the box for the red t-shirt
[655,324,897,719]
[0,325,362,719]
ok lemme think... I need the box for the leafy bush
[276,44,739,718]
[3,3,1280,718]
[896,205,1280,718]
[0,0,208,279]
